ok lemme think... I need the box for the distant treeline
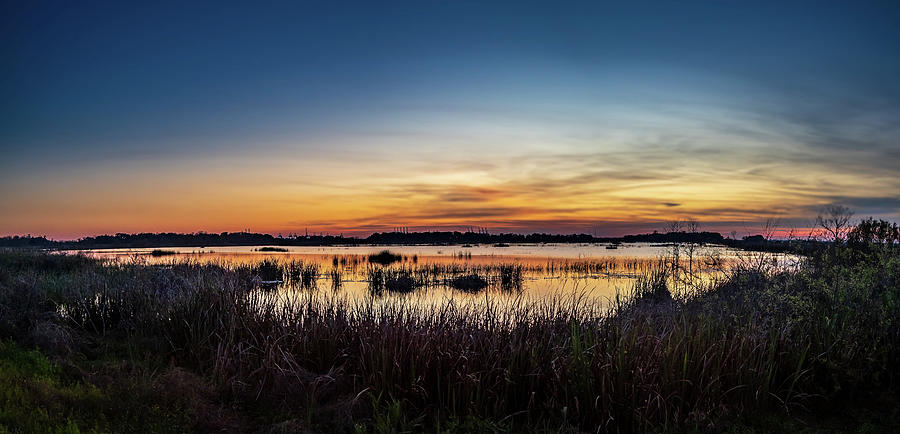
[0,230,814,252]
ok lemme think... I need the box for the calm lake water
[74,243,798,309]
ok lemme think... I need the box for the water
[73,243,798,309]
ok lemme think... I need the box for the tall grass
[284,253,695,281]
[0,243,897,432]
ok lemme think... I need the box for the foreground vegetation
[0,221,898,432]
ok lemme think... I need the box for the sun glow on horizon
[2,2,898,238]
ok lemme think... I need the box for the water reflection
[72,243,799,308]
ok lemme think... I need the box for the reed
[329,267,342,290]
[498,264,524,290]
[0,242,897,432]
[253,258,282,282]
[367,267,426,294]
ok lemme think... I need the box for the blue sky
[2,1,899,238]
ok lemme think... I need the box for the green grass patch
[0,341,191,433]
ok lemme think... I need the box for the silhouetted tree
[816,204,854,243]
[848,218,900,247]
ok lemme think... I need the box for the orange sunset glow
[2,142,895,238]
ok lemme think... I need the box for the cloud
[800,196,900,217]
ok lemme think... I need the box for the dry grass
[0,244,897,432]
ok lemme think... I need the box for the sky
[2,1,899,239]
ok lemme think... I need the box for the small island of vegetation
[256,246,289,252]
[149,249,177,257]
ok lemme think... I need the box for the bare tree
[684,219,700,282]
[732,218,784,277]
[660,220,683,285]
[816,204,854,243]
[762,218,781,241]
[662,220,683,234]
[685,219,700,234]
